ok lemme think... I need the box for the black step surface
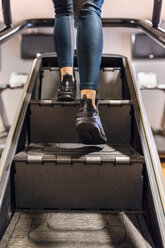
[14,143,144,210]
[41,67,123,100]
[0,211,154,248]
[29,100,132,143]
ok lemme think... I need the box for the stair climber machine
[1,1,165,248]
[0,53,164,248]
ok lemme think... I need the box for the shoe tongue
[80,95,94,109]
[62,74,72,82]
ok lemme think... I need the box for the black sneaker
[58,74,76,101]
[75,95,107,144]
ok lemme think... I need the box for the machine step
[41,67,123,100]
[14,143,144,210]
[29,100,132,143]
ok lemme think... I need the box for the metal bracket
[27,155,43,164]
[115,156,131,165]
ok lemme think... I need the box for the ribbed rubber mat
[0,211,155,248]
[47,213,107,230]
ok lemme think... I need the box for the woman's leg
[77,0,104,107]
[52,0,76,100]
[75,0,107,144]
[52,0,74,77]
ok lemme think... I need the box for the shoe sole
[58,93,76,101]
[76,121,107,145]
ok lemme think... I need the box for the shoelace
[65,81,69,92]
[83,97,88,117]
[78,95,99,117]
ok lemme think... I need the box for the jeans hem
[59,62,73,68]
[80,83,98,91]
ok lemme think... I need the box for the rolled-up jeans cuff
[59,62,73,68]
[80,83,98,91]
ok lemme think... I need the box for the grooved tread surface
[0,211,154,248]
[14,143,144,164]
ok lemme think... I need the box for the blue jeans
[52,0,104,90]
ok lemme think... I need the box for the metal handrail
[1,0,163,29]
[126,59,165,244]
[152,0,163,28]
[0,18,165,47]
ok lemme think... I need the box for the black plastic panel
[14,143,143,210]
[29,101,131,144]
[41,68,123,100]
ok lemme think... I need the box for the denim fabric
[52,0,104,90]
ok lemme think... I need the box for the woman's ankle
[81,89,96,109]
[60,67,74,81]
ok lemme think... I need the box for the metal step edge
[30,99,132,106]
[13,157,144,165]
[40,66,122,72]
[13,144,144,165]
[13,153,144,164]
